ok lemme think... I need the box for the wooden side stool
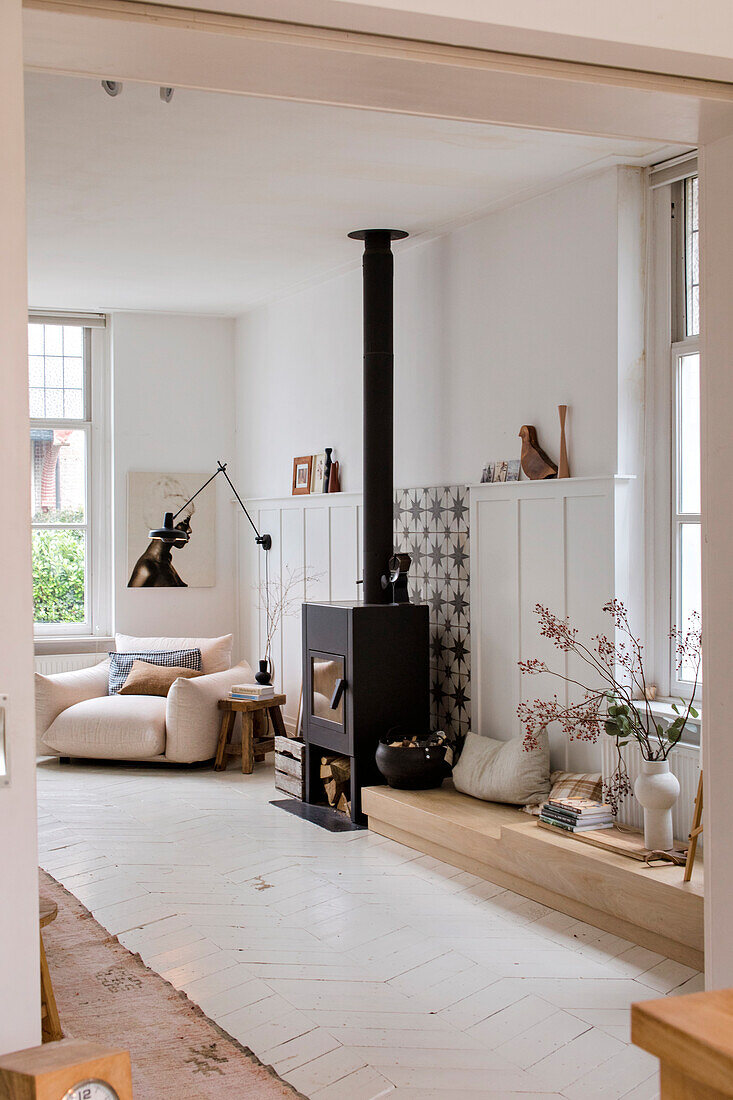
[215,695,287,774]
[39,896,63,1043]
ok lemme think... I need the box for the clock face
[63,1081,120,1100]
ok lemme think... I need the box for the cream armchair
[36,634,254,764]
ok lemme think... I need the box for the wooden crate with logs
[274,736,305,800]
[320,754,351,816]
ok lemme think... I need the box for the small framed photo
[481,458,521,483]
[292,456,313,495]
[311,452,327,494]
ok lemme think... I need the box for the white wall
[112,312,240,651]
[234,165,649,757]
[700,135,733,987]
[235,167,634,500]
[0,0,42,1054]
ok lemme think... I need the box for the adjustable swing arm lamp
[149,461,272,551]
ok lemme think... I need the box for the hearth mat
[271,798,365,831]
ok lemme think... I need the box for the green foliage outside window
[32,528,85,623]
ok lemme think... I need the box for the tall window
[671,175,701,691]
[29,315,110,636]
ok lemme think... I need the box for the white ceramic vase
[634,759,680,851]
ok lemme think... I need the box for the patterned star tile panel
[394,484,470,738]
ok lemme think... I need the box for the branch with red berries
[518,603,701,814]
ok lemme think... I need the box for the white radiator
[601,739,701,844]
[35,653,102,675]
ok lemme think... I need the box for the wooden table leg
[241,712,255,775]
[253,711,265,763]
[215,710,236,771]
[39,932,63,1043]
[270,705,287,738]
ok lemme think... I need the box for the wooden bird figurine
[519,425,558,480]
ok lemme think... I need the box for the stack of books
[229,683,275,701]
[539,797,613,833]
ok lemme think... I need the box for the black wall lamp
[149,460,272,551]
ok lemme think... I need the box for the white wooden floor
[36,760,703,1099]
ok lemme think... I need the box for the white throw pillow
[452,730,551,806]
[115,633,232,675]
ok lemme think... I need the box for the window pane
[44,389,64,418]
[63,389,84,419]
[679,522,702,681]
[28,323,44,356]
[30,428,86,523]
[29,355,44,387]
[32,528,86,624]
[63,326,83,356]
[685,176,700,337]
[44,324,63,356]
[27,322,87,421]
[63,357,83,389]
[678,353,701,514]
[29,389,45,418]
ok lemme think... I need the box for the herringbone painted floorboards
[37,760,702,1099]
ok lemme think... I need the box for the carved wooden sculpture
[519,425,558,480]
[558,405,570,478]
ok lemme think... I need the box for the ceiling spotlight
[160,87,174,103]
[101,80,122,97]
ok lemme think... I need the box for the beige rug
[39,870,304,1099]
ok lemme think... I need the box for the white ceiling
[25,72,687,316]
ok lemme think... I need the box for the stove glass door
[311,654,345,727]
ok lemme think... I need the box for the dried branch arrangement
[255,566,322,666]
[518,600,701,813]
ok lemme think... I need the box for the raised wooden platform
[362,784,704,970]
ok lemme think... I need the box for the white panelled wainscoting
[470,477,640,775]
[239,486,472,739]
[238,492,363,736]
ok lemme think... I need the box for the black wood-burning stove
[301,229,431,824]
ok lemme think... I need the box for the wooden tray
[537,819,686,862]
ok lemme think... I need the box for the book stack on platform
[539,797,613,833]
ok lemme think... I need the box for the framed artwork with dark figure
[292,456,313,495]
[127,472,216,588]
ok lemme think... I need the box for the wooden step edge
[499,820,705,900]
[361,786,517,840]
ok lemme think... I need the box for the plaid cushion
[549,770,602,802]
[108,649,202,695]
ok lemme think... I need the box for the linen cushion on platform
[115,633,233,675]
[452,730,551,806]
[117,660,201,697]
[42,695,167,759]
[549,769,603,802]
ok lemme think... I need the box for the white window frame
[647,155,701,703]
[29,312,113,641]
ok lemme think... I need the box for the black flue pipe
[349,228,408,604]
